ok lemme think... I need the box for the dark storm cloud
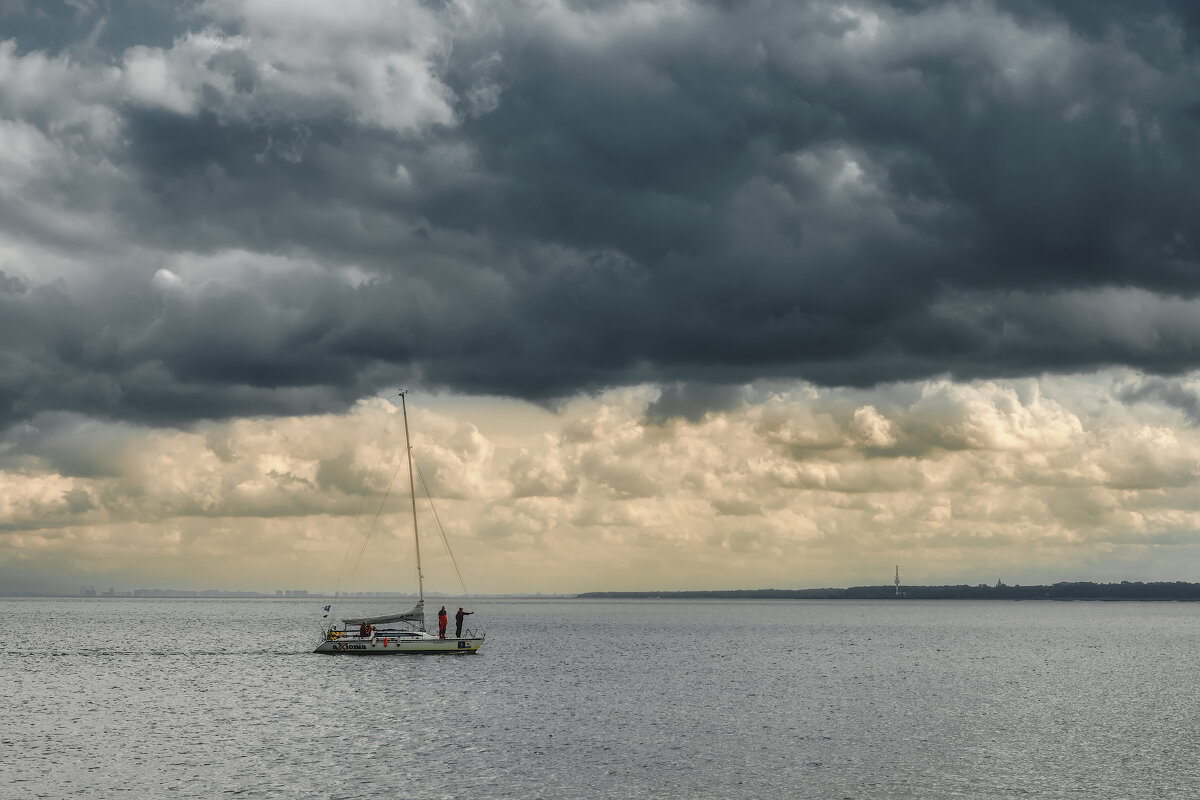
[1118,376,1200,425]
[3,0,1200,430]
[646,382,747,424]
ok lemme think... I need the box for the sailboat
[314,391,485,655]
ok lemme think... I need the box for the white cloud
[8,375,1200,592]
[189,0,460,132]
[122,31,236,115]
[851,404,895,447]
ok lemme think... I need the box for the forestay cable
[414,460,472,599]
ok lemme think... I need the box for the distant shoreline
[5,581,1200,601]
[577,581,1200,601]
[0,591,576,600]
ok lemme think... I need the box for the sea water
[2,597,1198,799]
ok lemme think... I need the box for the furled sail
[341,600,425,626]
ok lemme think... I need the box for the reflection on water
[2,597,1199,798]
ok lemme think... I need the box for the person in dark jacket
[437,606,448,639]
[455,607,474,638]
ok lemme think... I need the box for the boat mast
[399,390,425,628]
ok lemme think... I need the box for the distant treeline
[577,581,1200,601]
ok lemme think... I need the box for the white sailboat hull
[314,634,484,655]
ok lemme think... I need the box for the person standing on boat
[455,607,474,638]
[437,605,448,639]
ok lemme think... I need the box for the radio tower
[894,565,901,597]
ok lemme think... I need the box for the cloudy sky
[4,0,1200,595]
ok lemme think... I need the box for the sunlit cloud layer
[4,378,1200,593]
[3,1,1200,592]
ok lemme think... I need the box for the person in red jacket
[437,606,448,639]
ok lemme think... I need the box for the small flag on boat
[322,605,331,618]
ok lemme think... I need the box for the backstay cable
[326,401,403,620]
